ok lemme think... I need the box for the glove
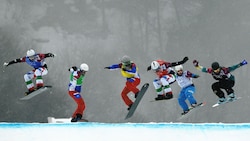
[182,56,189,63]
[104,67,110,69]
[240,60,247,66]
[3,62,9,67]
[222,75,228,79]
[122,68,126,71]
[193,75,200,78]
[48,53,55,57]
[193,60,199,67]
[147,66,151,71]
[69,66,77,71]
[127,78,135,82]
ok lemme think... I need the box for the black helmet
[211,62,220,70]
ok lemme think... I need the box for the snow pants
[68,91,85,118]
[121,78,140,106]
[24,67,48,91]
[178,85,197,111]
[212,80,235,98]
[153,74,175,96]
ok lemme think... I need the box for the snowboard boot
[191,103,198,108]
[227,93,236,102]
[71,114,82,122]
[155,95,165,100]
[181,110,189,115]
[217,97,226,104]
[127,104,133,110]
[164,93,173,100]
[25,88,35,95]
[36,84,44,90]
[134,91,139,98]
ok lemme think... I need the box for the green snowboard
[125,83,149,120]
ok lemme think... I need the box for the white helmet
[26,49,35,57]
[175,65,183,71]
[80,63,89,71]
[151,61,160,70]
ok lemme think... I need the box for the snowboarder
[193,59,247,104]
[147,57,189,100]
[104,55,141,110]
[3,49,55,95]
[174,65,200,115]
[68,63,89,122]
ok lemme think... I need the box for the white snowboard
[20,86,52,100]
[212,97,242,107]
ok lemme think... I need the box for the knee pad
[73,93,81,99]
[24,72,34,81]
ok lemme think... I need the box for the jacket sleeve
[7,57,26,66]
[169,56,189,67]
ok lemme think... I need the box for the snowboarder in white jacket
[175,65,200,115]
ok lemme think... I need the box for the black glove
[222,75,228,79]
[69,66,77,71]
[182,56,189,63]
[122,68,126,71]
[147,66,151,71]
[193,75,200,78]
[193,60,199,67]
[48,53,55,57]
[104,67,110,69]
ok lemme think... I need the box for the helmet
[26,49,35,57]
[211,62,220,70]
[80,63,89,71]
[175,65,183,71]
[151,61,160,70]
[121,55,131,65]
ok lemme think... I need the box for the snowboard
[177,102,206,121]
[212,97,241,108]
[125,83,149,120]
[150,97,176,102]
[20,85,52,100]
[47,117,88,123]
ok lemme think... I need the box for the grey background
[0,0,249,123]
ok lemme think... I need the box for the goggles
[28,56,35,60]
[153,67,161,72]
[177,69,183,73]
[122,62,131,67]
[213,68,220,73]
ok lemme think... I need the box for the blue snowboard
[125,83,149,120]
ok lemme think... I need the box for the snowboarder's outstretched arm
[169,56,189,67]
[44,53,55,58]
[147,56,188,71]
[3,57,26,67]
[193,59,248,73]
[192,60,209,73]
[228,60,247,72]
[186,71,200,78]
[104,63,122,70]
[3,53,55,67]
